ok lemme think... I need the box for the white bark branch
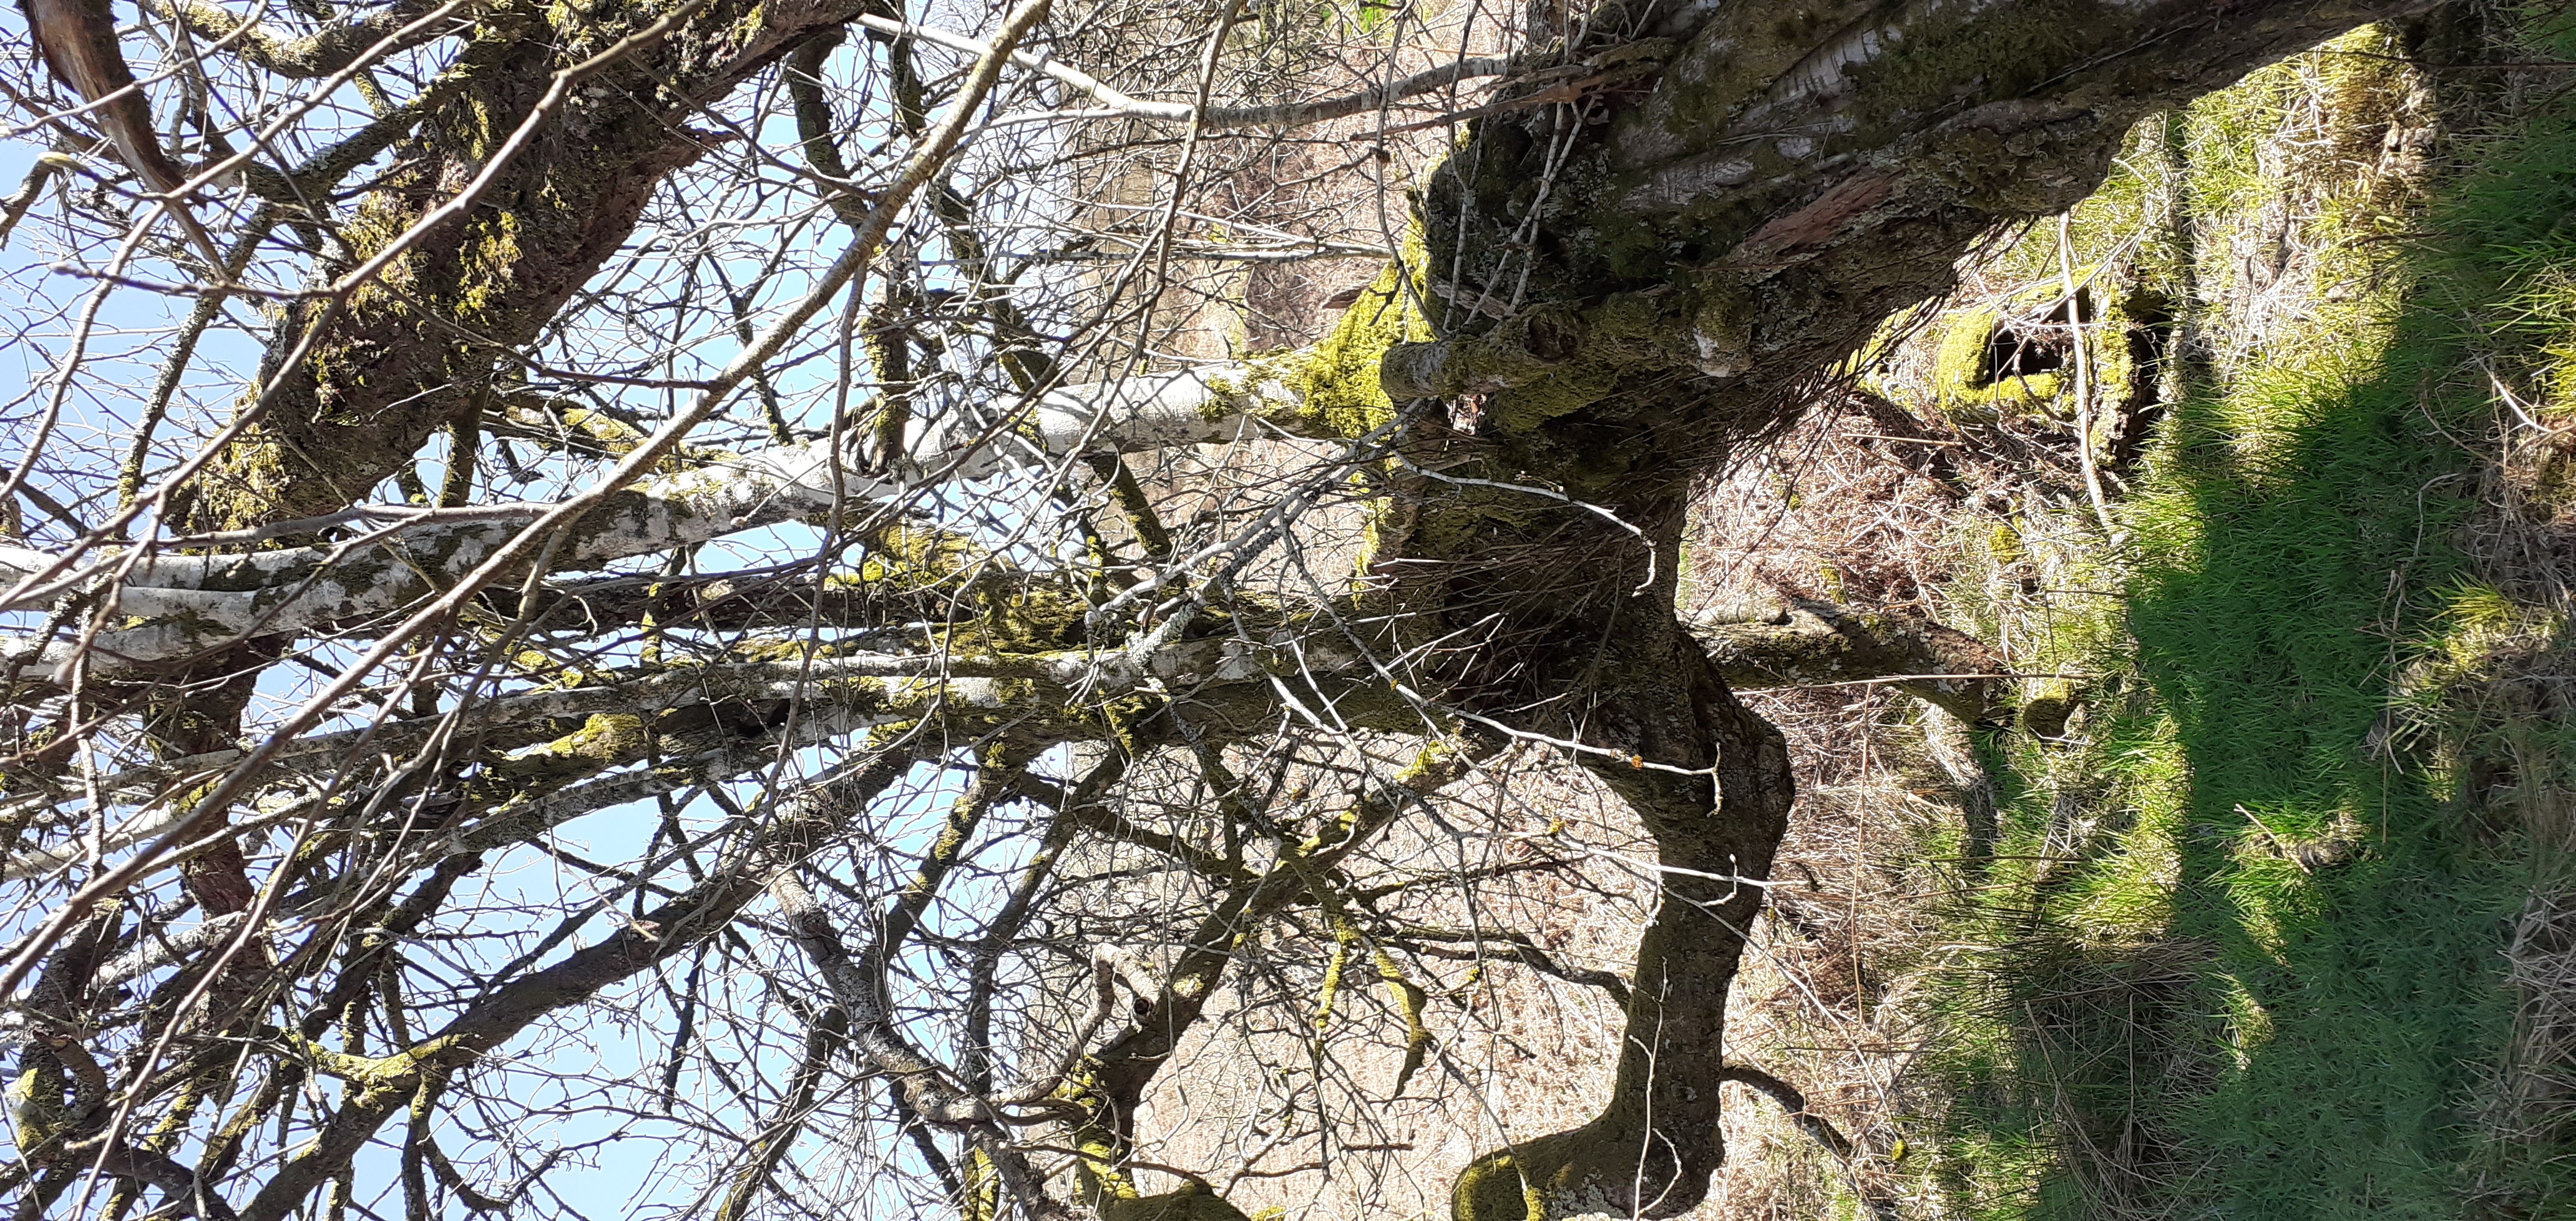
[0,366,1309,676]
[0,629,1373,881]
[857,16,1511,129]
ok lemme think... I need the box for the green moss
[1848,2,2138,129]
[1051,1067,1259,1221]
[1483,292,1685,439]
[1261,245,1435,438]
[7,1047,68,1158]
[1927,272,2139,431]
[454,209,524,326]
[1450,1125,1650,1221]
[1930,305,2062,421]
[1451,1147,1546,1221]
[857,522,984,585]
[492,712,646,784]
[1908,16,2576,1214]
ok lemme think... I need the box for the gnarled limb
[141,0,458,79]
[1423,5,2431,1214]
[1450,616,1792,1221]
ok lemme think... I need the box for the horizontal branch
[141,0,459,77]
[1,632,1395,882]
[857,15,1511,129]
[0,365,1322,677]
[1687,596,2004,721]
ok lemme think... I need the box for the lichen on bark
[190,0,871,533]
[1383,5,2444,1217]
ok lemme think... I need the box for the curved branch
[1716,1065,1854,1159]
[141,0,458,78]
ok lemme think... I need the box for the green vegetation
[1901,13,2576,1218]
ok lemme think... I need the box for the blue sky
[0,5,1105,1214]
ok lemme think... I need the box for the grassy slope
[1911,12,2576,1220]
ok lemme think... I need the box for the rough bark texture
[1361,2,2441,1215]
[0,2,2452,1218]
[188,0,877,532]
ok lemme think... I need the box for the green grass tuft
[1907,11,2576,1217]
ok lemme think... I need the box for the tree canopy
[0,1,2437,1219]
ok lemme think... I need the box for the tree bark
[0,2,2458,1217]
[1375,3,2439,1216]
[186,0,875,532]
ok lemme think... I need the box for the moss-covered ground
[1881,12,2576,1219]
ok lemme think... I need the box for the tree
[0,1,2437,1218]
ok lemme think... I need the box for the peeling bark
[1376,3,2440,1216]
[0,2,2457,1217]
[0,363,1339,676]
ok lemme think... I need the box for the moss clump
[6,1046,69,1159]
[454,208,525,328]
[285,1032,467,1100]
[1451,1126,1649,1221]
[1254,244,1436,438]
[1847,1,2137,130]
[1931,304,2064,420]
[1451,1149,1546,1221]
[494,712,646,784]
[1928,274,2138,429]
[857,522,984,585]
[1095,1185,1255,1221]
[1481,292,1682,439]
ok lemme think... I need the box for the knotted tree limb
[140,0,457,79]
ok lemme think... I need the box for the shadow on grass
[1930,25,2576,1218]
[2120,335,2510,1219]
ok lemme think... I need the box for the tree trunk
[1362,3,2439,1215]
[0,1,2459,1217]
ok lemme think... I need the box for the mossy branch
[142,0,457,78]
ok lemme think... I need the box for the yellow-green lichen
[495,712,646,783]
[1449,1145,1553,1221]
[1240,232,1436,439]
[7,1048,69,1159]
[1932,303,2062,420]
[1929,273,2139,428]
